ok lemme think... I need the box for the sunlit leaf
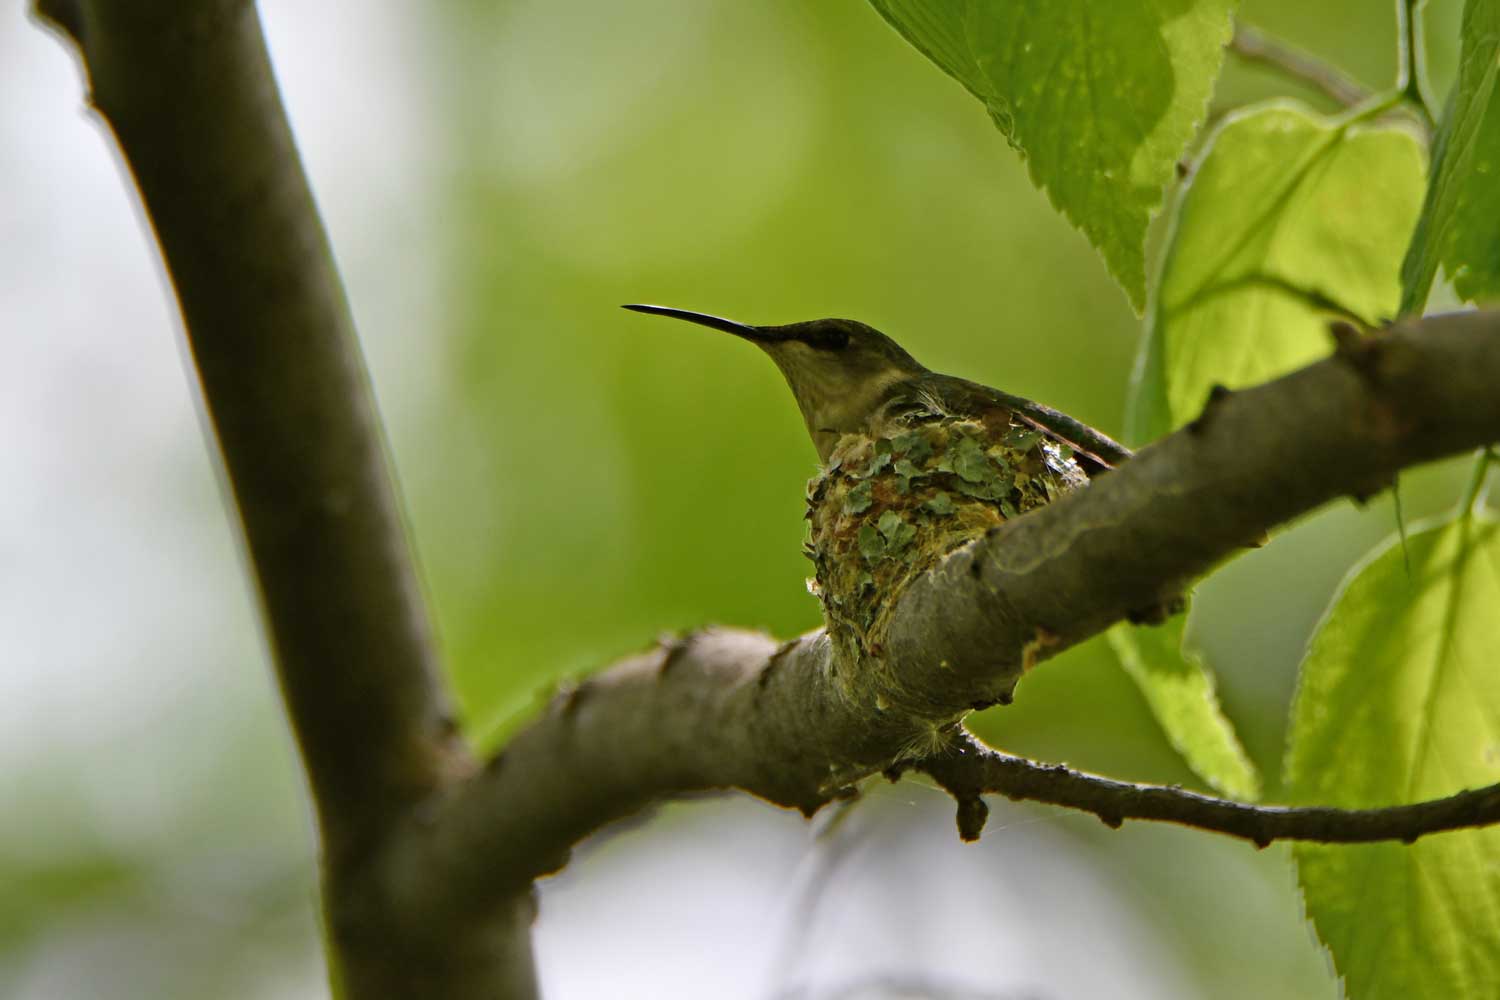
[1286,513,1500,999]
[1401,0,1500,313]
[866,0,1235,310]
[1106,611,1260,800]
[1128,103,1425,442]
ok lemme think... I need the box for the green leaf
[924,491,956,516]
[1001,427,1040,451]
[892,430,934,463]
[877,510,917,553]
[893,458,925,480]
[861,451,893,479]
[866,0,1235,309]
[1286,514,1500,998]
[1105,611,1260,800]
[1400,0,1500,313]
[950,435,993,483]
[844,480,874,515]
[1127,104,1426,442]
[858,523,886,562]
[954,478,1009,502]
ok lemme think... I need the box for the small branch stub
[955,795,990,842]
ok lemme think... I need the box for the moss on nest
[804,415,1087,710]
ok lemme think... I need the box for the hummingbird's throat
[779,362,909,463]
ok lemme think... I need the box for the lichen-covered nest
[804,415,1087,709]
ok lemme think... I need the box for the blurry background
[1,1,1471,996]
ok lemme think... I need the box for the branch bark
[387,310,1500,919]
[881,312,1500,707]
[34,1,533,994]
[915,732,1500,846]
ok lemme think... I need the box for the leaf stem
[1393,477,1413,578]
[1396,0,1437,130]
[1459,447,1496,518]
[1343,86,1408,127]
[1229,20,1372,109]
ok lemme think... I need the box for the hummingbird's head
[624,304,928,463]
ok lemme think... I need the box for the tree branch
[387,309,1500,919]
[913,732,1500,846]
[36,0,463,858]
[1229,20,1372,109]
[383,629,879,914]
[882,312,1499,705]
[34,1,532,994]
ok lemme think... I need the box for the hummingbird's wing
[920,374,1132,475]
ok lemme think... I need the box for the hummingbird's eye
[818,329,850,351]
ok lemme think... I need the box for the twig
[1230,20,1371,109]
[915,733,1500,847]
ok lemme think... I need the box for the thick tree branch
[34,2,532,994]
[883,311,1500,708]
[914,733,1500,846]
[384,629,882,915]
[389,310,1500,918]
[36,0,463,858]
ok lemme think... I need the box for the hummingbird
[622,304,1131,475]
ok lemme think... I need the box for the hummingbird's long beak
[622,304,783,343]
